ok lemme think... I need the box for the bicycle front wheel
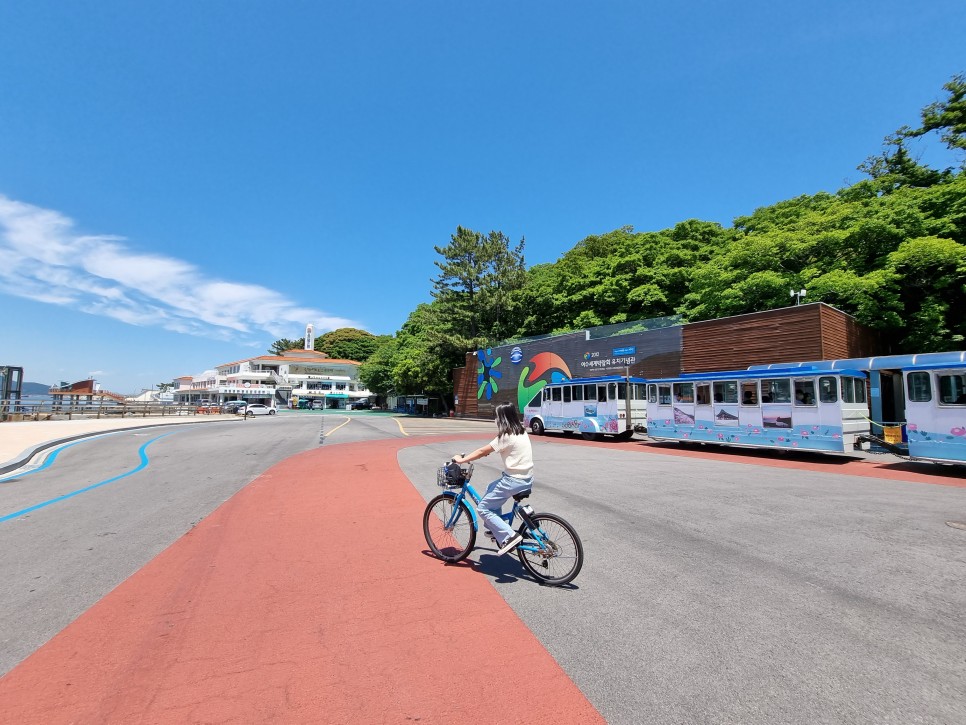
[517,513,583,586]
[423,495,477,563]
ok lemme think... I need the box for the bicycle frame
[440,481,548,556]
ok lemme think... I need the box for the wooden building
[453,303,881,418]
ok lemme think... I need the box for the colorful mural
[472,325,682,413]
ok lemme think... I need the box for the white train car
[524,375,647,441]
[901,361,966,464]
[645,367,870,453]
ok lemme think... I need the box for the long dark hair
[494,402,525,437]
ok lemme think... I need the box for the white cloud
[0,194,358,341]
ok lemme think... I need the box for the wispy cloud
[0,195,357,340]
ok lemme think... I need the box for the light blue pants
[477,472,533,546]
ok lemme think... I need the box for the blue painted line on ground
[0,432,127,485]
[0,431,178,523]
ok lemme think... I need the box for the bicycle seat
[512,490,532,501]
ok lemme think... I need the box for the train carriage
[901,362,966,464]
[524,375,647,441]
[645,368,870,453]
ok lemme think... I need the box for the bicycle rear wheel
[423,495,477,563]
[517,513,583,586]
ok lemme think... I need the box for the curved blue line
[0,435,116,485]
[0,431,178,524]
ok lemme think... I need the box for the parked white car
[244,404,277,417]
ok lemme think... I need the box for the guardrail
[0,399,234,422]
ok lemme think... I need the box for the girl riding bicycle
[453,402,532,555]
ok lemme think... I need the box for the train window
[543,388,551,401]
[572,385,583,401]
[673,382,694,403]
[794,380,816,406]
[585,384,597,401]
[818,377,838,403]
[937,373,966,404]
[551,387,562,402]
[856,379,867,403]
[607,383,617,400]
[528,392,542,408]
[761,378,790,403]
[741,382,758,405]
[907,372,931,402]
[696,384,711,405]
[713,381,738,404]
[841,377,867,404]
[563,386,572,403]
[636,384,648,400]
[617,383,626,400]
[647,384,657,403]
[842,378,855,403]
[658,384,672,406]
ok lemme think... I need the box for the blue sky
[1,1,963,393]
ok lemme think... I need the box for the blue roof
[901,361,966,372]
[646,368,867,383]
[749,351,966,372]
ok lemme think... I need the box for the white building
[173,349,373,409]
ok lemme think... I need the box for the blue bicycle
[422,461,584,586]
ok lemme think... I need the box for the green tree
[901,73,966,161]
[358,336,398,397]
[390,303,460,405]
[269,338,303,355]
[314,327,382,362]
[885,235,966,349]
[431,226,528,347]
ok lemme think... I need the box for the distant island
[22,382,51,395]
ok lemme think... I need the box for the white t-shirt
[489,432,534,478]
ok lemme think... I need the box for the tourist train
[525,352,966,465]
[643,368,871,454]
[524,374,648,441]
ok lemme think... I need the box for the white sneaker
[497,533,523,556]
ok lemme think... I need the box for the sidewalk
[0,414,240,474]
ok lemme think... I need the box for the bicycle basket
[437,462,473,488]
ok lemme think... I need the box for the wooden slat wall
[453,353,478,417]
[818,304,882,359]
[683,304,825,373]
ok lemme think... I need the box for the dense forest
[275,75,966,405]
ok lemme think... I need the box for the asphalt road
[400,438,966,725]
[2,412,965,724]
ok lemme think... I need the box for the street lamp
[790,288,806,305]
